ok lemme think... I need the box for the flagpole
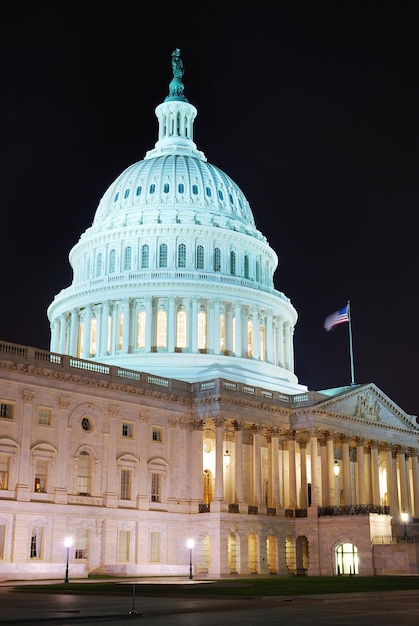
[347,300,355,385]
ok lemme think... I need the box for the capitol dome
[47,50,306,394]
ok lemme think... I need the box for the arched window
[244,254,249,279]
[230,251,236,275]
[137,311,146,349]
[178,243,186,268]
[198,309,207,350]
[255,259,261,282]
[77,451,92,496]
[176,309,187,348]
[157,309,167,348]
[124,246,132,270]
[214,247,221,272]
[196,245,204,270]
[141,244,149,269]
[96,253,102,277]
[109,250,116,273]
[159,244,168,268]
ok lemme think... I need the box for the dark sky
[1,2,418,415]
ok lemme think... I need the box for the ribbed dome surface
[90,154,260,239]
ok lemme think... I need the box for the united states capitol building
[1,50,418,580]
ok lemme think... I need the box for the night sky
[1,2,418,415]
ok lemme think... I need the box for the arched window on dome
[86,257,91,281]
[214,248,221,272]
[159,244,168,268]
[157,308,167,348]
[192,184,199,195]
[255,259,261,283]
[177,243,186,268]
[96,253,102,278]
[124,247,132,271]
[247,319,253,358]
[176,308,187,349]
[141,244,149,269]
[198,308,207,351]
[137,311,146,349]
[196,245,204,270]
[109,250,116,274]
[230,251,236,276]
[220,312,225,353]
[244,255,250,279]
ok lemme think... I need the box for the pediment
[312,383,418,432]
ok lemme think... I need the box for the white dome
[47,51,306,395]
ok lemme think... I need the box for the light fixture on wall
[224,449,231,467]
[333,460,340,476]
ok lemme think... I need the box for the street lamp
[186,539,195,580]
[64,537,73,583]
[401,512,409,541]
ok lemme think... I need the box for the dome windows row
[77,242,271,286]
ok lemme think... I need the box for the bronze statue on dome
[166,48,187,100]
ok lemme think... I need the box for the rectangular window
[30,527,43,559]
[75,528,88,560]
[152,428,162,442]
[120,469,131,500]
[151,473,161,502]
[0,455,9,490]
[34,459,48,493]
[122,423,132,437]
[150,531,161,562]
[0,403,13,419]
[38,407,51,425]
[118,529,130,561]
[0,524,5,559]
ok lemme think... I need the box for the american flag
[324,305,349,332]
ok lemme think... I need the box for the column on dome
[213,416,225,501]
[234,302,242,357]
[58,314,66,354]
[213,299,220,355]
[82,304,92,359]
[191,297,198,353]
[251,425,263,506]
[286,431,297,509]
[284,322,294,372]
[233,421,244,504]
[91,304,100,357]
[298,436,309,509]
[398,448,409,513]
[145,296,152,352]
[110,301,118,355]
[355,438,366,504]
[225,304,233,355]
[50,318,58,352]
[167,296,175,352]
[319,436,328,507]
[326,433,337,506]
[252,307,260,360]
[277,316,284,367]
[266,309,274,364]
[340,435,352,506]
[370,440,380,505]
[309,428,319,506]
[409,449,419,518]
[69,308,79,357]
[99,301,109,356]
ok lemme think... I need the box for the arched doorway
[335,542,358,575]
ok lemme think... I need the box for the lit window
[77,451,92,496]
[176,309,187,348]
[30,527,43,559]
[150,531,161,562]
[34,459,47,493]
[0,455,10,489]
[156,310,167,348]
[38,408,51,425]
[247,319,253,357]
[75,527,88,560]
[120,469,131,500]
[118,529,130,561]
[198,309,207,350]
[151,472,161,502]
[137,311,146,348]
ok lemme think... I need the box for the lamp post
[401,512,409,541]
[64,537,73,583]
[186,539,195,580]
